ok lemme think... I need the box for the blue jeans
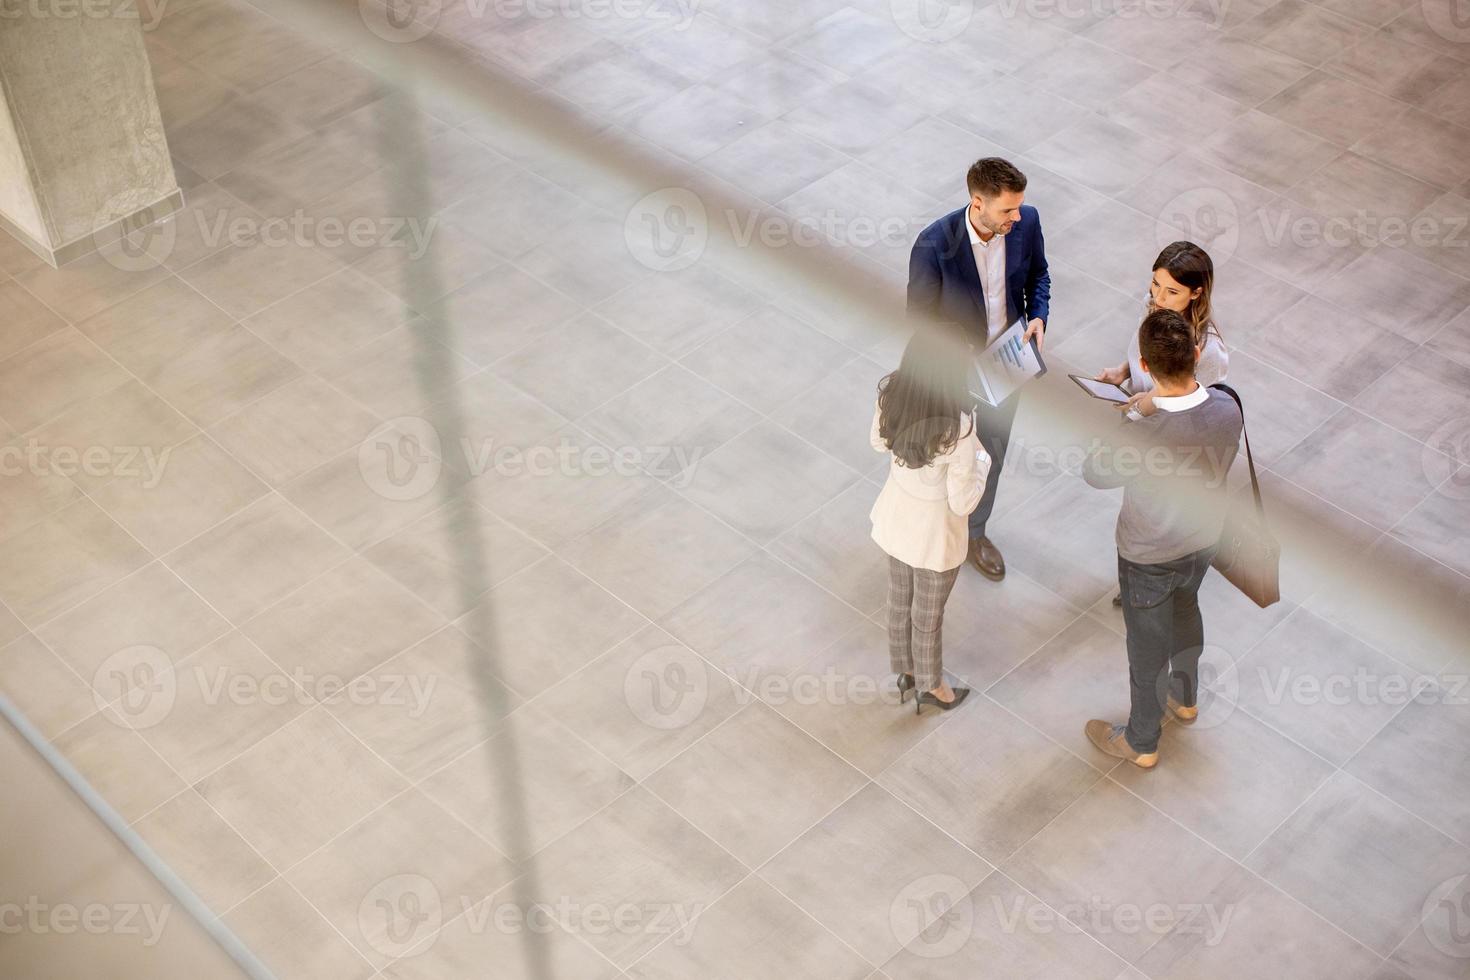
[1119,545,1217,753]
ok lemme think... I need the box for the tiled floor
[2,0,1469,977]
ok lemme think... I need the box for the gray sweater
[1082,389,1243,564]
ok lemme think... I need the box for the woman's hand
[1116,391,1158,417]
[1095,364,1129,386]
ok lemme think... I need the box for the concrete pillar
[0,0,181,267]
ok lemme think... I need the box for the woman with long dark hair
[1095,240,1228,418]
[869,325,991,713]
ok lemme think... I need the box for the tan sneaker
[1085,720,1158,769]
[1167,696,1198,723]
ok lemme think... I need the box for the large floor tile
[987,617,1135,770]
[286,789,515,965]
[223,878,376,980]
[195,707,407,869]
[546,624,744,780]
[661,552,865,684]
[627,875,871,980]
[326,624,523,782]
[1247,770,1470,954]
[678,420,859,544]
[0,498,151,626]
[1003,778,1240,960]
[881,870,1134,979]
[770,480,889,616]
[512,787,748,967]
[560,485,757,619]
[1110,698,1335,858]
[879,695,1100,864]
[1347,688,1470,846]
[131,789,276,914]
[760,782,992,967]
[166,493,352,623]
[646,701,866,867]
[455,555,646,698]
[361,497,547,618]
[1272,407,1437,531]
[0,328,130,434]
[139,630,310,784]
[1233,606,1417,766]
[1135,864,1382,979]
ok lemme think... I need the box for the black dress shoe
[968,536,1006,581]
[916,687,971,714]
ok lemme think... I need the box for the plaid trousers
[887,556,961,692]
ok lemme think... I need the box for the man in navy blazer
[907,157,1050,581]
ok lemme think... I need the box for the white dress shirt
[869,401,992,572]
[966,206,1007,344]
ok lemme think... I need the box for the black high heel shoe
[896,673,915,703]
[916,687,970,715]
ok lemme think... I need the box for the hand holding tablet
[1069,374,1131,404]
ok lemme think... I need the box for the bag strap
[1209,383,1264,519]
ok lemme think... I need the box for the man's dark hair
[966,157,1027,199]
[1138,309,1197,383]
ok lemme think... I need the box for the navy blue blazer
[907,204,1051,347]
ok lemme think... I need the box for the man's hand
[1117,391,1158,418]
[1023,317,1046,352]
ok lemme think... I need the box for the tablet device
[1069,374,1130,404]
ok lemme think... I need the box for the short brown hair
[966,157,1027,199]
[1138,309,1197,383]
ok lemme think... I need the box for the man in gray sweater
[1082,309,1243,768]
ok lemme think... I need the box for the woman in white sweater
[1095,240,1228,418]
[870,327,991,713]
